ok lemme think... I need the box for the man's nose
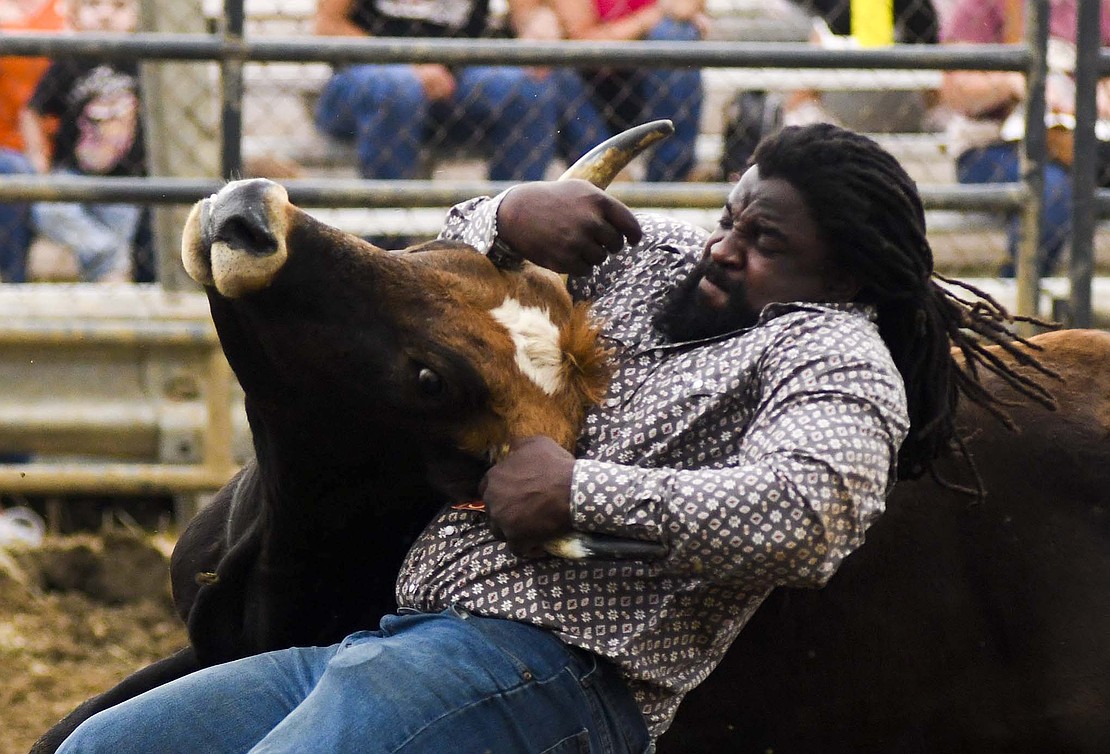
[708,238,744,268]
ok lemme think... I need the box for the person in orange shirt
[0,0,64,282]
[21,0,145,283]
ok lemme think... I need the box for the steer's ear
[559,303,612,410]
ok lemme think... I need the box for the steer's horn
[559,119,675,188]
[545,533,668,561]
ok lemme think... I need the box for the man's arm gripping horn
[509,120,675,560]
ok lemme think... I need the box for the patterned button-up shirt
[396,193,910,738]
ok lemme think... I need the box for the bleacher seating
[205,0,1110,278]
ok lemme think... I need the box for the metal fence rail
[3,6,1104,319]
[0,284,245,496]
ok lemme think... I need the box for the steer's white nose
[181,179,291,298]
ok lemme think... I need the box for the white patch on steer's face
[489,297,565,396]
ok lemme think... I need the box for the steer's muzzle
[182,178,291,298]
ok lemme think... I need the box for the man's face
[73,0,137,33]
[656,165,853,342]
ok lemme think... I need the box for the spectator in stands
[509,4,612,170]
[0,0,64,283]
[313,0,562,181]
[544,0,707,181]
[939,0,1110,278]
[716,0,941,182]
[21,0,146,283]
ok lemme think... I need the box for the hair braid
[752,124,1059,486]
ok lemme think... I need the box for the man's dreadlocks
[752,123,1058,486]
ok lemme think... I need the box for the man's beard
[653,257,760,342]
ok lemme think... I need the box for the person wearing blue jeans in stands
[313,0,560,181]
[955,144,1071,278]
[546,0,706,181]
[0,149,34,282]
[634,17,704,181]
[21,0,146,282]
[315,64,557,180]
[547,20,704,180]
[940,0,1110,278]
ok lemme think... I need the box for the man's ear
[826,270,861,302]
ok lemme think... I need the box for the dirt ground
[0,531,188,754]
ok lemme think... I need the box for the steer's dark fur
[35,182,1110,753]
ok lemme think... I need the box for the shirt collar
[650,300,878,351]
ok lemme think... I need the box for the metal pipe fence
[6,4,1105,319]
[0,33,1050,261]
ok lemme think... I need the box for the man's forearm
[569,457,877,589]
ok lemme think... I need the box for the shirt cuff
[569,459,668,542]
[440,187,516,255]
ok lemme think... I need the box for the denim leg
[639,19,703,182]
[956,143,1071,276]
[250,609,650,754]
[31,186,139,281]
[315,65,429,179]
[0,149,34,282]
[1040,160,1072,274]
[452,67,556,181]
[57,610,649,754]
[549,68,613,163]
[57,645,339,753]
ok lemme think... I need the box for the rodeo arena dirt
[0,520,186,754]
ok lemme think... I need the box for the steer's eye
[417,367,443,396]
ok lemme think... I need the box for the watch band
[487,235,524,271]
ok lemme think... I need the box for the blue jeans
[0,148,34,283]
[550,68,612,165]
[31,170,140,281]
[956,142,1071,277]
[565,19,703,182]
[315,64,557,181]
[58,607,652,754]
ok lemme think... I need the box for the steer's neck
[246,401,436,553]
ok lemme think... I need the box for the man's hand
[496,180,643,276]
[414,64,457,101]
[479,436,575,558]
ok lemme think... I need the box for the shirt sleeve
[438,191,506,253]
[569,311,910,590]
[439,197,707,302]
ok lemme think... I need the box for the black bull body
[36,180,1110,751]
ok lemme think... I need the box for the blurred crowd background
[1,0,1107,284]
